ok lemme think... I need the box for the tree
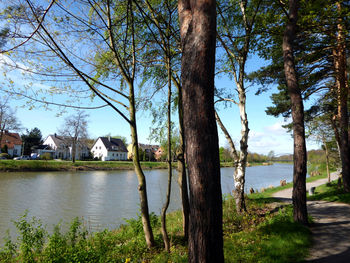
[2,0,156,247]
[179,0,224,261]
[250,0,350,192]
[215,0,263,213]
[21,127,43,155]
[0,97,21,144]
[135,0,190,240]
[267,150,275,161]
[332,1,350,192]
[283,0,308,225]
[59,111,88,163]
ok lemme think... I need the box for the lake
[0,163,292,240]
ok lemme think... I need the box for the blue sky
[2,53,319,155]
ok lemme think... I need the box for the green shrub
[0,153,10,159]
[40,153,53,160]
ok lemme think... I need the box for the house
[0,131,22,157]
[91,137,128,161]
[154,147,165,161]
[43,134,90,160]
[31,145,56,157]
[127,143,159,161]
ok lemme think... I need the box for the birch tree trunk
[283,0,308,225]
[179,0,224,261]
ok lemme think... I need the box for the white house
[0,131,22,157]
[43,134,90,160]
[91,137,128,161]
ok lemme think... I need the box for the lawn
[308,180,350,204]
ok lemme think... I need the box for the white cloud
[247,122,293,155]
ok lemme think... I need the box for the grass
[308,180,350,204]
[0,160,172,172]
[0,160,274,172]
[0,195,311,263]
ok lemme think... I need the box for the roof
[99,137,127,152]
[47,134,88,148]
[1,131,22,149]
[138,143,159,152]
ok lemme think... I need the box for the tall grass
[0,195,311,263]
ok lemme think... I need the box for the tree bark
[179,0,224,262]
[175,82,189,241]
[333,1,350,192]
[129,83,155,248]
[72,139,76,163]
[161,54,172,252]
[323,140,331,183]
[283,0,308,225]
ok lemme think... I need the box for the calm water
[0,163,292,240]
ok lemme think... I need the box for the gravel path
[272,172,350,262]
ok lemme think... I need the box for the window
[14,149,17,155]
[112,153,114,156]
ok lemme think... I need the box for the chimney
[54,133,57,137]
[108,136,111,142]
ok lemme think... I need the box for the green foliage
[0,153,10,159]
[224,206,311,263]
[220,147,233,162]
[40,153,53,160]
[1,144,8,154]
[0,195,312,263]
[21,128,43,156]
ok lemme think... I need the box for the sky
[2,53,320,156]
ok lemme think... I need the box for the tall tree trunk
[323,139,331,183]
[283,0,308,225]
[215,110,247,213]
[72,139,76,163]
[176,82,189,241]
[129,83,155,248]
[161,55,172,252]
[235,82,249,213]
[333,1,350,192]
[331,115,342,160]
[179,1,224,262]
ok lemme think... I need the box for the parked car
[13,155,30,160]
[0,156,7,160]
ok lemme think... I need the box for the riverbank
[0,193,310,262]
[0,160,272,172]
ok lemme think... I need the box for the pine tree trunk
[129,83,155,248]
[179,0,224,262]
[333,1,350,192]
[283,0,308,225]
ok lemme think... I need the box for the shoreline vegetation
[0,180,311,263]
[1,161,341,262]
[0,160,275,172]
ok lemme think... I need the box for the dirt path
[273,172,350,262]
